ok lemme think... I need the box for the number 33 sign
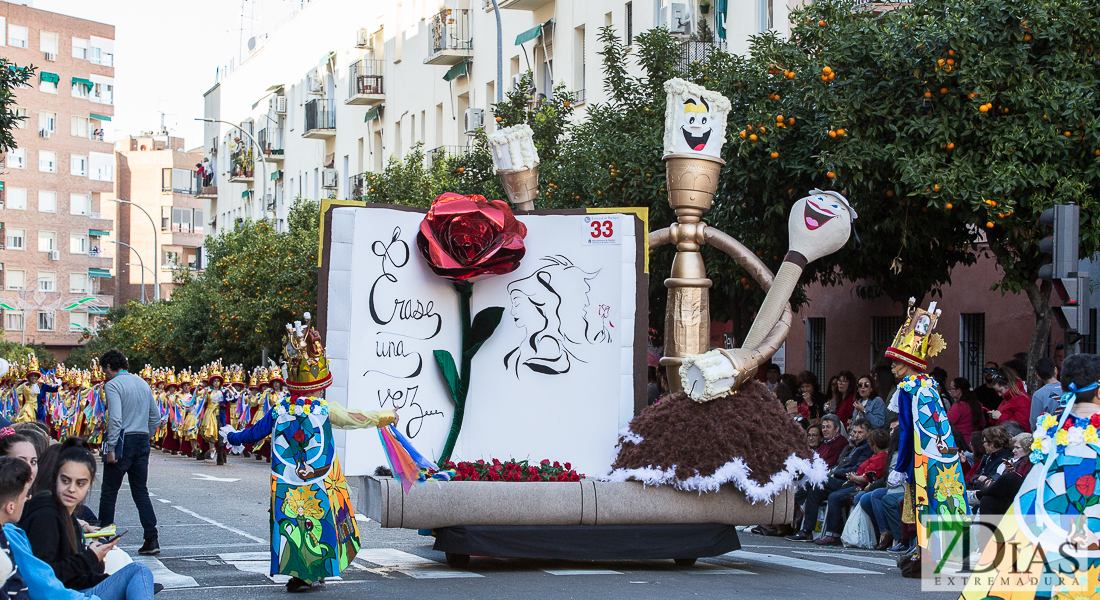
[583,215,621,245]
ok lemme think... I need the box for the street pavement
[84,451,955,599]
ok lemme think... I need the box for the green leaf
[433,349,461,406]
[463,306,504,359]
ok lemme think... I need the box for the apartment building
[201,0,781,236]
[114,134,204,304]
[0,2,116,358]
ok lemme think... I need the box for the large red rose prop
[416,192,527,281]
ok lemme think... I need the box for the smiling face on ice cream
[787,190,858,264]
[663,78,731,159]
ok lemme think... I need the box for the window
[90,36,113,67]
[69,311,89,332]
[70,193,90,216]
[4,269,25,290]
[8,25,27,49]
[91,81,113,105]
[71,155,87,176]
[38,231,56,253]
[760,0,774,32]
[71,79,89,99]
[39,150,56,173]
[69,234,88,255]
[13,107,26,129]
[959,313,986,386]
[163,206,197,233]
[37,311,54,332]
[71,116,89,137]
[164,250,180,266]
[40,31,58,54]
[37,272,56,292]
[6,187,26,210]
[89,152,113,181]
[806,317,826,383]
[72,37,88,59]
[195,210,204,234]
[4,312,22,332]
[38,111,56,133]
[0,17,6,47]
[5,228,24,250]
[69,272,89,294]
[871,316,906,370]
[161,168,197,194]
[9,148,24,169]
[625,2,633,45]
[38,190,56,213]
[40,78,57,94]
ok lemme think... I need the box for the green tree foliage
[0,339,56,371]
[66,199,321,369]
[0,59,33,152]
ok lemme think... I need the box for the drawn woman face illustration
[509,289,543,331]
[915,314,931,336]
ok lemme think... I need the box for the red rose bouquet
[436,458,584,482]
[416,193,528,460]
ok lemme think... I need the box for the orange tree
[783,0,1100,371]
[67,198,321,368]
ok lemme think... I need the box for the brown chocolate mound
[612,379,813,485]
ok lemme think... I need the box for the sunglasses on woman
[858,382,872,388]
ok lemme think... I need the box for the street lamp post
[197,118,268,223]
[108,198,160,301]
[128,262,157,286]
[111,241,146,304]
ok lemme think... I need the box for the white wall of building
[202,0,789,236]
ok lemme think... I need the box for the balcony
[229,143,255,182]
[348,173,370,201]
[346,59,385,106]
[482,0,554,10]
[428,145,470,166]
[425,9,473,66]
[258,128,284,163]
[197,186,218,199]
[303,98,336,139]
[679,39,728,70]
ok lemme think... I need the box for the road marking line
[191,473,241,482]
[355,549,483,579]
[216,552,319,584]
[157,499,171,504]
[794,551,900,567]
[541,568,623,576]
[132,556,199,588]
[721,551,882,574]
[170,506,265,542]
[119,543,267,551]
[687,563,755,575]
[354,514,371,522]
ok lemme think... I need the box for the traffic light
[1039,204,1090,336]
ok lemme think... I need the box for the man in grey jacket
[98,349,163,555]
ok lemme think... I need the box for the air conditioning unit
[48,250,60,261]
[356,27,371,49]
[275,96,287,114]
[464,108,485,136]
[321,168,338,188]
[308,74,325,95]
[38,129,51,139]
[659,3,692,37]
[44,52,56,61]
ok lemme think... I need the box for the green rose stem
[435,280,505,463]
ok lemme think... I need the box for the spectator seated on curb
[814,428,891,546]
[786,419,873,542]
[854,424,903,550]
[852,375,887,429]
[969,425,1013,493]
[974,432,1033,516]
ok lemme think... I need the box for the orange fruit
[1095,149,1100,156]
[821,75,829,81]
[949,50,955,56]
[946,203,953,210]
[1065,131,1072,137]
[740,130,747,138]
[979,104,990,112]
[947,142,955,149]
[829,130,837,138]
[750,134,758,141]
[986,221,995,229]
[457,167,465,173]
[938,59,945,66]
[777,114,785,122]
[1024,35,1032,41]
[947,59,955,65]
[771,152,779,158]
[827,171,836,178]
[761,126,767,133]
[823,66,833,75]
[934,184,941,191]
[495,116,503,122]
[837,128,846,136]
[886,190,895,197]
[924,91,932,98]
[940,88,949,94]
[819,19,827,26]
[787,117,795,124]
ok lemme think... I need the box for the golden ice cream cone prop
[659,153,725,392]
[498,166,538,212]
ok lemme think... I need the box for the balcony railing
[426,9,473,65]
[161,173,200,195]
[304,98,336,138]
[428,145,471,166]
[349,173,370,200]
[258,128,284,161]
[347,59,384,105]
[570,89,586,105]
[679,39,728,70]
[229,142,255,180]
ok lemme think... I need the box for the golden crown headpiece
[80,370,91,388]
[140,365,153,380]
[164,370,178,390]
[249,366,266,389]
[266,359,286,386]
[283,312,331,394]
[885,297,947,371]
[25,353,41,378]
[205,360,226,385]
[229,364,245,387]
[90,361,105,383]
[178,369,193,385]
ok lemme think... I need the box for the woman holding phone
[18,438,156,599]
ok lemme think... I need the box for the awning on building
[266,83,284,92]
[40,71,59,84]
[88,306,109,314]
[320,51,335,68]
[89,229,110,236]
[271,170,282,181]
[72,77,93,91]
[443,61,468,82]
[90,113,111,121]
[515,24,542,45]
[363,104,383,122]
[88,268,111,278]
[0,181,5,191]
[241,189,252,198]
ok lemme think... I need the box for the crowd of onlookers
[744,350,1063,556]
[0,420,158,599]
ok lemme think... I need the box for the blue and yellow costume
[225,313,395,585]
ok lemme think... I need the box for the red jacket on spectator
[947,401,984,448]
[996,391,1032,432]
[835,394,856,426]
[857,450,888,480]
[816,435,848,468]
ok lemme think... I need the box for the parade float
[316,79,855,567]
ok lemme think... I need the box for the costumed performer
[198,363,227,464]
[883,298,968,574]
[13,355,52,424]
[221,312,397,593]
